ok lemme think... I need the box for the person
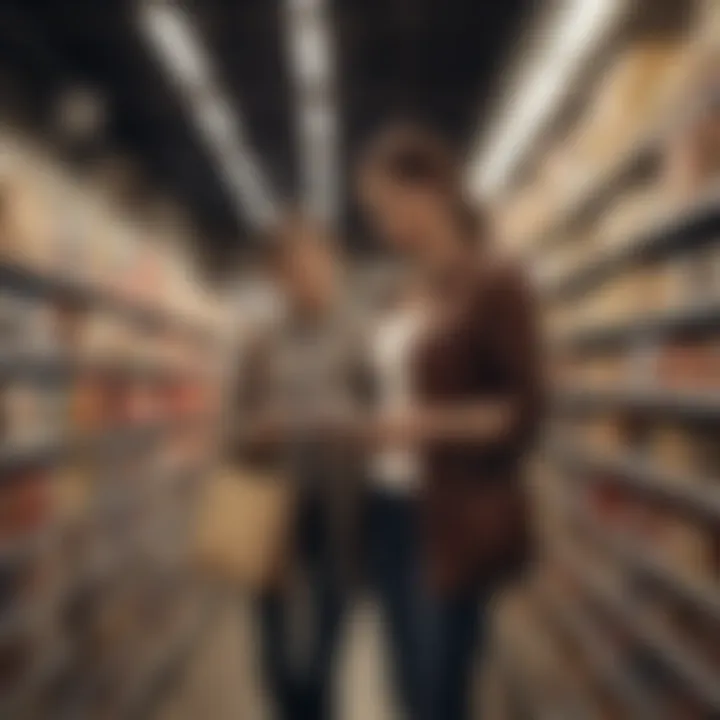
[356,123,544,720]
[366,274,427,719]
[237,213,366,720]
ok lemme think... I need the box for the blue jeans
[368,488,489,720]
[368,489,423,718]
[419,587,488,720]
[258,491,343,720]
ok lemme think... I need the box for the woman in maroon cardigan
[356,124,544,720]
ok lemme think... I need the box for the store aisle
[152,595,395,720]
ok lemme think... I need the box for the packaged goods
[576,40,686,167]
[674,246,720,304]
[651,425,698,476]
[4,382,45,445]
[52,193,89,285]
[640,261,687,312]
[0,172,51,271]
[582,417,626,454]
[0,472,51,542]
[579,355,628,389]
[80,315,126,363]
[0,293,56,354]
[52,304,84,357]
[663,513,713,583]
[71,376,108,435]
[596,188,659,252]
[663,49,720,199]
[656,338,720,391]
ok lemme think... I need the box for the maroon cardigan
[414,254,544,595]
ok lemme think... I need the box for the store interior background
[0,0,719,717]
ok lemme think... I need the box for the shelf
[0,353,198,382]
[568,504,720,627]
[0,261,215,345]
[555,386,720,423]
[560,547,720,713]
[552,445,720,524]
[543,185,720,303]
[0,415,209,475]
[555,299,720,354]
[0,435,68,471]
[526,135,658,257]
[539,588,662,720]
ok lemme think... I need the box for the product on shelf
[575,39,686,169]
[3,381,48,446]
[70,375,109,436]
[0,293,56,354]
[0,134,224,717]
[0,471,51,543]
[656,338,720,391]
[674,246,720,303]
[0,169,52,272]
[596,187,660,251]
[663,49,720,199]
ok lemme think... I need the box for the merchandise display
[499,12,720,718]
[0,139,226,719]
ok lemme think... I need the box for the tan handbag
[194,467,295,591]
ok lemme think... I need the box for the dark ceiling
[0,0,529,276]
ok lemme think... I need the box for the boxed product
[2,381,50,445]
[596,188,659,252]
[662,48,720,199]
[575,39,686,167]
[652,424,720,479]
[0,471,52,542]
[656,338,720,390]
[70,376,108,436]
[0,292,56,354]
[673,246,720,304]
[0,170,52,271]
[50,187,89,285]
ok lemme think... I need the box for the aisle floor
[153,595,396,720]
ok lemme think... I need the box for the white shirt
[370,305,425,494]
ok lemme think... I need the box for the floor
[151,590,513,720]
[152,594,398,720]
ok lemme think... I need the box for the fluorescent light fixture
[284,0,338,225]
[469,0,625,197]
[142,4,209,91]
[140,0,278,229]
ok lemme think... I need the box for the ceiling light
[140,0,278,229]
[469,0,625,197]
[284,0,338,225]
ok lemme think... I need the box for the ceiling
[0,0,529,277]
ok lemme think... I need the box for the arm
[371,263,544,450]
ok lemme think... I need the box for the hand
[362,410,426,449]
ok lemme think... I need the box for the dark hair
[358,122,486,240]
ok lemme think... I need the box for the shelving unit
[492,5,720,717]
[0,145,226,718]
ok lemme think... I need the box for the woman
[356,124,544,720]
[238,213,365,720]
